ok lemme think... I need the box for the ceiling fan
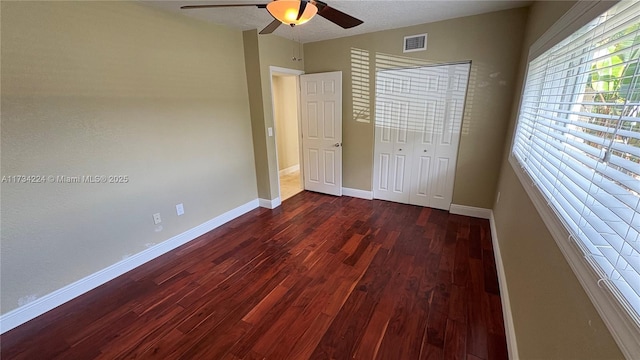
[180,0,363,35]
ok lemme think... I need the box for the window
[512,0,640,340]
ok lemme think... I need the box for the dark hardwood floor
[0,191,507,359]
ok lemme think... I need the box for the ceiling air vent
[403,33,427,53]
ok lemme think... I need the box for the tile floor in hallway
[280,169,303,201]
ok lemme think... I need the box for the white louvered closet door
[373,63,470,210]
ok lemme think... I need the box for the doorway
[272,71,303,201]
[373,62,471,210]
[271,67,344,202]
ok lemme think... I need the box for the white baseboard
[278,164,300,176]
[342,187,373,200]
[259,197,281,209]
[449,204,492,219]
[490,212,519,360]
[0,199,260,334]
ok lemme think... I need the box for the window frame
[508,1,640,357]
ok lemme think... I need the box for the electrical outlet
[153,213,162,225]
[176,203,184,216]
[268,127,273,137]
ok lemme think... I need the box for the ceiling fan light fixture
[266,0,318,26]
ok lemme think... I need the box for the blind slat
[512,1,640,323]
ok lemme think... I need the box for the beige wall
[273,76,300,171]
[493,1,623,358]
[243,30,270,200]
[243,31,304,199]
[304,8,528,208]
[2,3,626,356]
[0,2,257,314]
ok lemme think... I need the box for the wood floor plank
[0,192,508,360]
[97,306,185,359]
[466,287,489,359]
[285,313,334,360]
[421,343,444,360]
[178,319,252,359]
[310,289,368,359]
[443,319,467,360]
[487,331,509,360]
[449,284,468,324]
[241,283,289,325]
[353,309,390,360]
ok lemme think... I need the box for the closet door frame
[372,62,471,210]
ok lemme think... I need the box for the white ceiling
[143,0,532,43]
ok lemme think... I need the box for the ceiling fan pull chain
[297,26,302,61]
[292,38,296,61]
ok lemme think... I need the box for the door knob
[424,149,427,152]
[334,143,342,147]
[399,148,403,151]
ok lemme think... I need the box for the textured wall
[304,8,528,208]
[243,31,304,200]
[1,2,257,314]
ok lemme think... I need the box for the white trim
[529,1,615,60]
[259,197,281,209]
[270,66,304,203]
[279,164,300,177]
[490,211,519,360]
[342,187,373,200]
[448,204,492,219]
[0,199,260,334]
[270,66,304,77]
[509,156,640,358]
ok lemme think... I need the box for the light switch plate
[176,203,184,216]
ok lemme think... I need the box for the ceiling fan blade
[259,19,282,34]
[313,0,363,29]
[296,1,308,21]
[180,4,267,10]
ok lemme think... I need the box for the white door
[373,63,470,210]
[300,71,343,196]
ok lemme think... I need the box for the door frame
[269,66,305,202]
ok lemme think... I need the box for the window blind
[513,1,640,323]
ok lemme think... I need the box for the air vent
[403,33,427,53]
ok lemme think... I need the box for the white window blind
[513,0,640,323]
